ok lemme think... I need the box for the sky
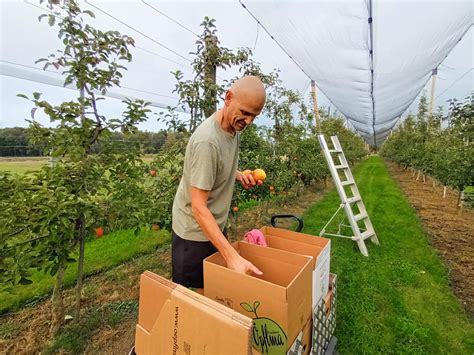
[0,0,472,136]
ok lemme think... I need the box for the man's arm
[191,186,262,275]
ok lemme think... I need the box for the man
[172,75,266,293]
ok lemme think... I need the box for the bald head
[221,75,266,134]
[229,75,266,110]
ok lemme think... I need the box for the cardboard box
[260,226,331,308]
[135,271,254,354]
[287,317,312,355]
[204,241,313,354]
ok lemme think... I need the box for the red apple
[95,227,104,238]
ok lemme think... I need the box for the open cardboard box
[204,241,312,354]
[260,226,331,308]
[135,271,254,354]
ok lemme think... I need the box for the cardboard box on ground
[204,241,313,354]
[135,271,254,354]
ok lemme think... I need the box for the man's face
[225,91,264,132]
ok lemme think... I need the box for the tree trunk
[416,170,421,181]
[75,215,86,320]
[50,259,66,336]
[422,174,426,184]
[233,213,238,238]
[203,35,217,119]
[457,190,464,209]
[324,177,329,188]
[443,185,447,198]
[412,169,416,177]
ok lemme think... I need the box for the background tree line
[0,127,168,156]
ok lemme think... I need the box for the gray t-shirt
[172,114,239,242]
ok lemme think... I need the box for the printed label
[241,301,288,355]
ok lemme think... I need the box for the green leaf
[16,94,29,100]
[48,14,55,27]
[49,262,59,276]
[66,257,76,263]
[19,277,33,285]
[35,58,48,64]
[31,108,37,119]
[83,10,95,18]
[253,301,260,312]
[32,92,41,100]
[38,14,48,22]
[240,302,253,313]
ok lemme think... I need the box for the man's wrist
[222,244,239,263]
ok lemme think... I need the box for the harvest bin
[204,241,313,354]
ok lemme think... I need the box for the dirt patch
[386,162,474,318]
[0,182,328,353]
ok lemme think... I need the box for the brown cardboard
[204,241,313,354]
[260,226,331,307]
[301,317,313,355]
[135,271,253,354]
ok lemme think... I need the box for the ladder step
[328,149,342,153]
[354,212,368,222]
[334,164,349,170]
[346,196,361,204]
[360,230,375,241]
[341,180,355,186]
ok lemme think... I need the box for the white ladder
[318,134,379,256]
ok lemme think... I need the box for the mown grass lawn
[302,155,473,354]
[0,155,157,174]
[0,229,170,314]
[0,158,48,173]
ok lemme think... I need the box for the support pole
[311,80,321,133]
[428,68,438,126]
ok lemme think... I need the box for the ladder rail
[318,134,379,256]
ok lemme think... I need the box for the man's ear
[224,90,233,104]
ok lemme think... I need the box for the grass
[0,155,156,174]
[302,156,474,354]
[44,300,138,354]
[0,229,170,314]
[0,158,48,173]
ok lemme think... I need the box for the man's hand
[236,171,256,189]
[227,254,263,276]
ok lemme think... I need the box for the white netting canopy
[1,0,472,145]
[241,0,472,145]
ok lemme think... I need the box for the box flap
[261,226,330,250]
[264,235,323,269]
[135,271,253,354]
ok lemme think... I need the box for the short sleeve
[190,141,219,191]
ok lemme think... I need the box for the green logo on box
[240,301,287,355]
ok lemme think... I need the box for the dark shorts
[171,230,218,289]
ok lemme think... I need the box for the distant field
[0,155,156,174]
[0,157,49,173]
